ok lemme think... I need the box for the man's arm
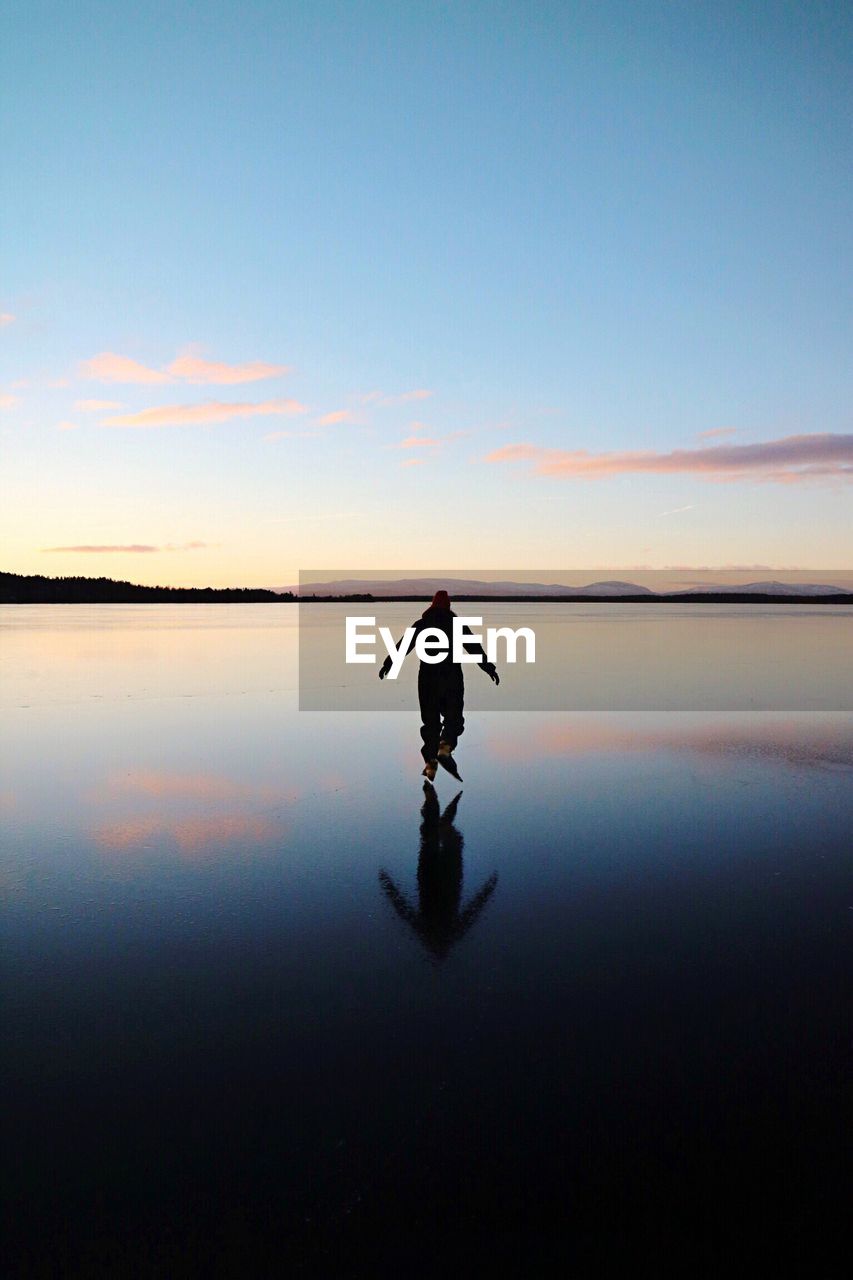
[378,617,425,679]
[460,624,500,684]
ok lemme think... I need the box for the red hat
[431,590,451,609]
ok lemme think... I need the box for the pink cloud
[390,423,468,451]
[81,349,290,386]
[0,393,19,409]
[165,353,289,384]
[316,409,355,425]
[0,313,14,327]
[80,352,172,384]
[43,544,160,553]
[397,434,441,448]
[356,388,433,407]
[42,542,210,552]
[401,458,427,467]
[74,398,122,411]
[697,427,739,441]
[484,443,539,463]
[56,421,78,431]
[483,433,853,484]
[104,399,306,428]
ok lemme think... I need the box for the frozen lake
[2,605,850,1273]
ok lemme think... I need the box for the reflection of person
[379,784,497,962]
[378,590,499,781]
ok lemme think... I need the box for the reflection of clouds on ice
[96,769,281,802]
[486,716,853,771]
[90,768,298,860]
[95,813,278,857]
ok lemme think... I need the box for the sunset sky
[1,0,850,586]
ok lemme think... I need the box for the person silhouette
[379,784,498,962]
[378,589,499,780]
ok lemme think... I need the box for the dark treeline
[0,572,295,604]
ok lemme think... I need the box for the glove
[378,656,392,680]
[483,662,500,686]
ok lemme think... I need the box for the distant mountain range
[678,580,849,597]
[3,571,849,605]
[288,576,850,598]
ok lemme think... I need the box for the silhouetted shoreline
[0,572,293,604]
[3,572,852,605]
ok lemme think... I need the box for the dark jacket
[381,606,495,679]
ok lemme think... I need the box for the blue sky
[1,0,850,585]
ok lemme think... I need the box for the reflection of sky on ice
[2,602,849,958]
[2,606,850,1271]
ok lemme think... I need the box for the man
[378,589,500,780]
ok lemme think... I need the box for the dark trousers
[418,667,465,761]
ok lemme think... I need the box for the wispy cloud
[316,409,356,426]
[104,399,306,428]
[0,393,19,409]
[74,398,122,411]
[401,458,427,467]
[395,434,441,449]
[657,504,695,517]
[697,427,739,441]
[165,352,290,384]
[80,352,172,384]
[56,420,78,431]
[483,433,853,484]
[81,349,289,385]
[355,388,433,407]
[0,313,15,327]
[390,422,467,451]
[42,541,211,553]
